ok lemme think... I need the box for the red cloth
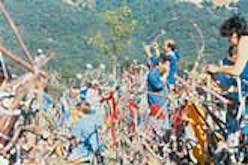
[172,108,183,134]
[100,90,119,147]
[110,123,118,147]
[128,98,139,133]
[149,104,165,120]
[100,91,118,120]
[128,99,139,111]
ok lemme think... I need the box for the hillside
[0,0,246,74]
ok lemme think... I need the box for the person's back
[163,39,179,87]
[71,108,104,158]
[166,50,179,86]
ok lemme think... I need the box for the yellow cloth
[70,106,79,126]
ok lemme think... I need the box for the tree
[86,5,137,75]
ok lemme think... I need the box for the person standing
[147,55,171,132]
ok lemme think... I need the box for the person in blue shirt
[70,101,105,159]
[147,54,171,130]
[163,39,180,89]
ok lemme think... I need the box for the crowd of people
[0,15,247,164]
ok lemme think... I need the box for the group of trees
[86,5,137,74]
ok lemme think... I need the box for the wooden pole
[0,46,34,72]
[0,1,33,63]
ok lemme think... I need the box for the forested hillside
[0,0,246,75]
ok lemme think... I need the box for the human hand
[152,42,159,49]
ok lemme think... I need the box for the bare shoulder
[238,36,248,60]
[239,36,248,48]
[240,36,248,42]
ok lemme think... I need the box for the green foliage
[0,0,247,74]
[86,5,137,68]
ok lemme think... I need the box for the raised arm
[144,45,152,58]
[152,42,160,57]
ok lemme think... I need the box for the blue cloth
[215,58,236,90]
[240,62,248,96]
[166,50,179,85]
[72,109,105,156]
[215,73,236,89]
[243,103,248,135]
[147,67,166,106]
[222,57,234,66]
[147,68,171,129]
[80,86,88,101]
[174,49,181,60]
